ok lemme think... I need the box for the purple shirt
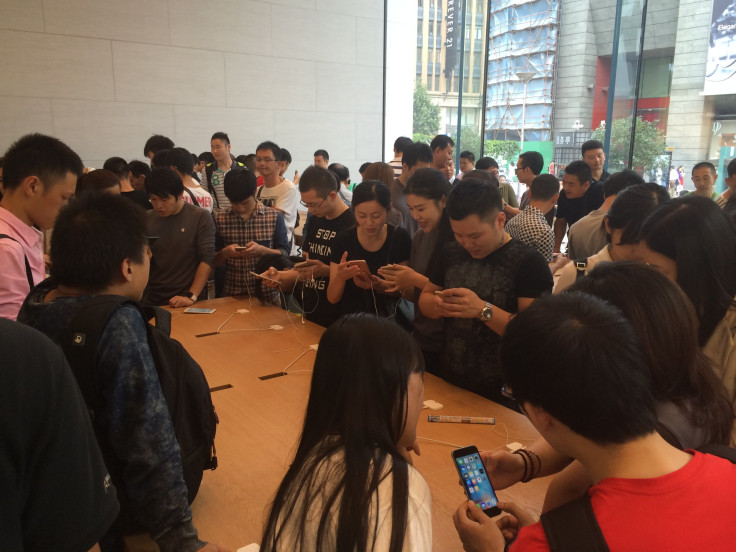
[0,207,45,320]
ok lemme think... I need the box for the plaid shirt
[214,202,288,303]
[505,205,554,262]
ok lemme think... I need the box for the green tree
[484,140,519,162]
[592,116,667,175]
[413,82,441,136]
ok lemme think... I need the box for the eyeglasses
[514,166,525,172]
[300,197,326,210]
[501,384,527,415]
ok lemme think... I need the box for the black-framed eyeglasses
[300,197,326,210]
[501,384,527,415]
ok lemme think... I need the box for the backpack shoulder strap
[183,187,200,207]
[541,494,610,552]
[61,295,141,412]
[696,443,736,463]
[205,162,219,209]
[574,258,589,281]
[0,233,34,288]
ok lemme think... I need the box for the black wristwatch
[185,291,198,302]
[479,302,493,322]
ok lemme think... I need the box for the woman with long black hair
[260,314,431,551]
[639,195,736,444]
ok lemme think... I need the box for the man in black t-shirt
[262,166,355,327]
[554,160,604,253]
[419,179,552,404]
[0,319,118,552]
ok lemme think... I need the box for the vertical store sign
[445,0,456,77]
[703,0,736,95]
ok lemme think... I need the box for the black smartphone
[452,445,502,517]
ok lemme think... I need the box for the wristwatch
[185,291,198,302]
[479,302,493,322]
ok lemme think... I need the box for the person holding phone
[327,181,411,317]
[454,293,736,552]
[260,314,431,551]
[418,179,552,405]
[378,168,454,376]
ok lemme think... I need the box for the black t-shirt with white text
[298,209,356,327]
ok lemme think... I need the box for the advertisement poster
[704,0,736,95]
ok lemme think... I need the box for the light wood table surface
[125,297,550,551]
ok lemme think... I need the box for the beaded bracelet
[513,448,542,483]
[513,449,530,482]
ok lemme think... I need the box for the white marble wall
[0,0,405,178]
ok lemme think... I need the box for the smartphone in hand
[452,445,502,517]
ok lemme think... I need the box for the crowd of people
[1,130,736,551]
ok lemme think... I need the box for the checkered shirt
[214,202,281,303]
[505,205,554,262]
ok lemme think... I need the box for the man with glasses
[260,166,355,327]
[254,141,299,248]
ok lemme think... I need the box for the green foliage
[456,126,483,159]
[412,133,435,145]
[413,82,441,136]
[592,116,667,174]
[484,140,519,162]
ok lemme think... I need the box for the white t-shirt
[272,450,432,551]
[257,179,300,242]
[552,245,612,294]
[183,185,214,213]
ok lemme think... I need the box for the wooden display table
[125,297,549,551]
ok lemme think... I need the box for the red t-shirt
[512,452,736,551]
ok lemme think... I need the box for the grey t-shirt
[145,202,216,305]
[390,178,420,236]
[410,228,442,352]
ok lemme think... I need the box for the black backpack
[60,295,218,506]
[541,444,736,551]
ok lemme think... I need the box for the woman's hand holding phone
[336,251,361,282]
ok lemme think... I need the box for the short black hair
[461,169,498,187]
[2,133,83,191]
[166,147,194,175]
[518,151,543,176]
[352,180,391,211]
[75,170,120,196]
[475,157,498,171]
[581,139,604,156]
[459,151,475,163]
[692,161,716,176]
[143,134,174,157]
[564,160,592,186]
[299,166,339,197]
[145,167,184,198]
[501,293,657,444]
[102,157,129,181]
[224,167,257,203]
[446,178,503,221]
[198,151,216,164]
[151,149,170,169]
[314,149,329,161]
[530,174,560,201]
[607,183,669,244]
[280,148,292,165]
[359,162,372,174]
[257,141,282,162]
[128,160,151,179]
[242,154,256,172]
[328,163,349,183]
[602,169,644,198]
[393,136,413,154]
[402,142,433,170]
[211,132,230,145]
[50,193,147,293]
[728,158,736,178]
[429,135,454,152]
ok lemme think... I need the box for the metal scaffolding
[485,0,560,142]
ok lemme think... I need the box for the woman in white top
[260,314,432,552]
[553,183,669,293]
